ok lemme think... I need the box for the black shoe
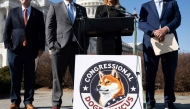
[146,104,156,109]
[165,104,177,109]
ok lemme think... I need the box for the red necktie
[23,9,27,46]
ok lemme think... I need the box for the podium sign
[73,55,143,109]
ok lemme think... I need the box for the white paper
[151,33,179,55]
[35,57,39,71]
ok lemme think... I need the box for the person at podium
[95,0,126,55]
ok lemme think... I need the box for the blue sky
[50,0,190,52]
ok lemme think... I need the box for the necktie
[67,3,74,23]
[156,0,162,18]
[23,9,27,46]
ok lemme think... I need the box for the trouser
[8,47,36,105]
[51,42,79,106]
[144,49,178,106]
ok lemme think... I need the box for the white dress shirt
[154,0,163,18]
[22,5,31,20]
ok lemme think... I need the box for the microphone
[124,11,133,16]
[114,5,126,14]
[114,5,138,18]
[122,12,139,18]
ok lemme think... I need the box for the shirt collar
[64,0,74,6]
[154,0,163,3]
[22,5,31,12]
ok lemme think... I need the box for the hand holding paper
[151,33,179,55]
[153,26,169,42]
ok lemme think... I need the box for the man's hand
[153,30,160,38]
[38,50,43,58]
[158,26,169,37]
[158,35,165,42]
[153,26,169,42]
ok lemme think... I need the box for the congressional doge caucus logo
[80,61,139,109]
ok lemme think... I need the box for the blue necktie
[67,3,74,23]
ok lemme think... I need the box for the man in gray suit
[46,0,89,108]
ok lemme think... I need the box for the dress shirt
[22,5,31,20]
[154,0,163,18]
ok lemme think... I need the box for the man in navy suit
[138,0,181,109]
[3,0,45,109]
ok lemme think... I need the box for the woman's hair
[103,0,120,5]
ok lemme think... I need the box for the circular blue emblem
[80,60,139,109]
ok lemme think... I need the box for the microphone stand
[125,11,144,109]
[124,12,139,55]
[115,7,138,54]
[76,16,87,54]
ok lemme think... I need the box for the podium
[77,17,135,54]
[73,17,143,109]
[82,17,135,37]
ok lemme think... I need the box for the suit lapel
[74,3,79,23]
[61,2,81,24]
[64,2,80,24]
[149,0,159,18]
[18,6,24,26]
[62,2,72,24]
[160,0,169,19]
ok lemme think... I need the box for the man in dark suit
[46,0,89,108]
[138,0,181,109]
[3,0,45,109]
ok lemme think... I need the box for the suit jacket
[3,6,45,58]
[46,2,89,54]
[138,0,181,52]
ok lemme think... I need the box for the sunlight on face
[65,0,73,3]
[20,0,32,7]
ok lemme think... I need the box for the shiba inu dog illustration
[96,68,125,107]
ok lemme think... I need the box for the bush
[0,66,10,93]
[175,53,190,91]
[35,52,52,88]
[35,52,73,89]
[2,52,189,92]
[136,52,190,92]
[0,67,27,93]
